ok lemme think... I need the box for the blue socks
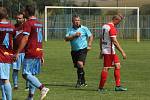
[29,83,36,95]
[0,80,6,100]
[26,80,29,88]
[4,82,12,100]
[12,70,18,87]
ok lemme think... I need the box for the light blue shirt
[66,25,92,51]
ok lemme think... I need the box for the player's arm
[15,35,28,59]
[41,56,44,64]
[65,32,81,41]
[41,51,44,64]
[99,37,103,59]
[88,34,93,47]
[111,37,126,59]
[87,34,93,50]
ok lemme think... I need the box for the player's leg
[71,51,80,87]
[0,63,12,100]
[76,61,85,88]
[27,60,41,99]
[12,69,19,89]
[98,54,112,91]
[27,82,36,100]
[72,48,88,88]
[12,53,22,89]
[25,80,29,91]
[22,59,49,100]
[98,67,109,91]
[77,48,88,86]
[0,79,7,100]
[3,79,12,100]
[113,54,127,91]
[20,53,29,91]
[22,74,49,100]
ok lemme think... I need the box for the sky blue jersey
[66,25,92,51]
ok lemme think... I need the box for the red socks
[39,84,44,91]
[99,67,121,88]
[99,70,108,88]
[114,68,121,86]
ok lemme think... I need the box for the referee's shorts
[71,48,87,68]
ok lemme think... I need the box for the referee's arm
[65,32,81,41]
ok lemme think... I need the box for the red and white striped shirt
[100,23,118,54]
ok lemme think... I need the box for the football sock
[77,68,81,81]
[12,70,18,87]
[77,68,84,83]
[26,80,29,88]
[114,68,121,86]
[99,70,108,88]
[81,69,85,84]
[4,82,12,100]
[29,83,36,95]
[39,84,45,90]
[26,74,42,88]
[28,93,34,100]
[0,80,6,100]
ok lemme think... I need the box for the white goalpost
[45,6,140,42]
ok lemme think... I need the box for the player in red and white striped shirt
[98,15,127,92]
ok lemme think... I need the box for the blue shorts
[22,58,41,75]
[12,53,25,70]
[0,63,11,79]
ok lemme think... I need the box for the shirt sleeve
[109,26,117,37]
[23,22,31,36]
[65,28,70,37]
[84,27,92,37]
[12,25,16,37]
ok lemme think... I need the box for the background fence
[46,15,150,40]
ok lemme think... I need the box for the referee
[65,15,93,88]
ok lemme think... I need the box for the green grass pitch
[1,40,150,100]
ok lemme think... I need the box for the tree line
[0,0,150,18]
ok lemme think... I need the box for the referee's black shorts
[71,48,88,68]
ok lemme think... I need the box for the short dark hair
[25,5,35,16]
[72,15,80,21]
[17,11,24,15]
[0,7,7,19]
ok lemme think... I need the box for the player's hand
[41,57,44,65]
[75,32,81,37]
[87,45,92,51]
[13,53,19,61]
[122,52,127,59]
[87,46,91,51]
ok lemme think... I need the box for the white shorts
[0,63,11,79]
[12,53,25,70]
[22,58,41,75]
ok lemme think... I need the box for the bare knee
[77,61,84,68]
[114,63,121,69]
[102,67,109,72]
[1,79,9,84]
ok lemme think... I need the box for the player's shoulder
[102,24,111,30]
[34,21,43,27]
[23,19,30,25]
[29,18,43,27]
[80,25,90,31]
[67,26,74,31]
[0,21,15,29]
[81,25,88,29]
